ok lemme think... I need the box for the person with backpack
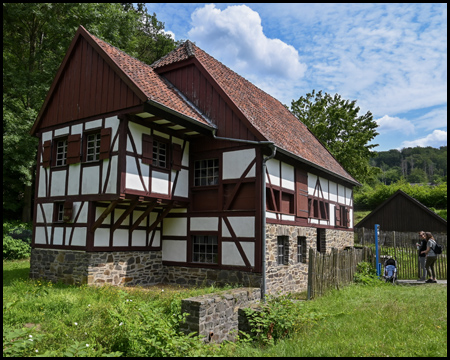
[420,232,438,283]
[416,231,427,281]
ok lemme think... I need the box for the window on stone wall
[277,236,289,265]
[192,235,218,264]
[317,228,326,253]
[297,236,307,263]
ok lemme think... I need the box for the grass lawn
[3,258,447,357]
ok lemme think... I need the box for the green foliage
[291,89,379,183]
[241,294,327,346]
[353,262,381,285]
[353,179,447,210]
[3,236,31,260]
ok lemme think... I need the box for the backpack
[433,241,443,255]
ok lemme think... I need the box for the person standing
[421,232,438,283]
[416,231,427,281]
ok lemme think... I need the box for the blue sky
[146,3,447,152]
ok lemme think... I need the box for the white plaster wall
[191,217,219,231]
[85,119,102,130]
[266,159,280,186]
[174,169,189,198]
[281,162,295,190]
[113,229,128,246]
[68,165,81,195]
[38,167,47,198]
[126,156,148,191]
[103,156,118,194]
[319,177,329,199]
[151,230,161,247]
[51,170,66,197]
[308,173,317,195]
[81,166,100,194]
[162,240,187,262]
[54,126,69,136]
[37,203,53,223]
[94,228,110,247]
[132,230,147,247]
[222,217,255,238]
[223,149,255,180]
[330,203,336,226]
[105,116,120,152]
[95,207,111,225]
[71,124,83,135]
[53,227,64,245]
[72,202,87,223]
[163,218,187,237]
[151,171,169,195]
[329,181,338,202]
[338,184,345,204]
[114,209,130,226]
[34,227,47,244]
[71,228,87,246]
[127,121,150,153]
[222,242,245,266]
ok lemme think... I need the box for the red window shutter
[335,205,341,226]
[345,207,350,227]
[172,143,183,171]
[99,128,112,160]
[42,140,52,167]
[63,201,73,222]
[67,134,81,165]
[142,134,153,165]
[296,168,308,218]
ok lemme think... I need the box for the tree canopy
[291,90,379,184]
[3,3,179,220]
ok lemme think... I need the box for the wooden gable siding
[162,65,259,142]
[38,37,141,131]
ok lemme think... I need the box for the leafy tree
[291,90,379,184]
[3,3,178,221]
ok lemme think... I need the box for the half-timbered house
[30,26,360,295]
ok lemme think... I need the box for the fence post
[307,247,314,300]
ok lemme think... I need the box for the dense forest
[370,146,447,185]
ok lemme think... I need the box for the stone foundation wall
[265,224,354,295]
[30,249,163,286]
[180,287,261,343]
[162,266,262,288]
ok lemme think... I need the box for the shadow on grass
[3,260,31,286]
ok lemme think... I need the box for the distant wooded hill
[371,146,447,184]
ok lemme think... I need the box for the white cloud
[376,115,415,135]
[400,129,447,149]
[188,4,307,84]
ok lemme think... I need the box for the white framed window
[194,159,219,186]
[277,236,289,266]
[297,236,307,263]
[153,140,167,168]
[55,139,68,166]
[86,133,101,162]
[192,235,218,264]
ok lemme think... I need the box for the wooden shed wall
[38,37,141,130]
[356,195,447,233]
[162,65,259,142]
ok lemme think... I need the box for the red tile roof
[85,30,213,128]
[154,41,359,185]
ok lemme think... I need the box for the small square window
[192,235,218,264]
[194,159,219,186]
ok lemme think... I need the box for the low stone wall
[180,287,261,343]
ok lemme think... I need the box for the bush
[3,235,31,260]
[353,262,381,286]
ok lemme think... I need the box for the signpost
[375,224,381,277]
